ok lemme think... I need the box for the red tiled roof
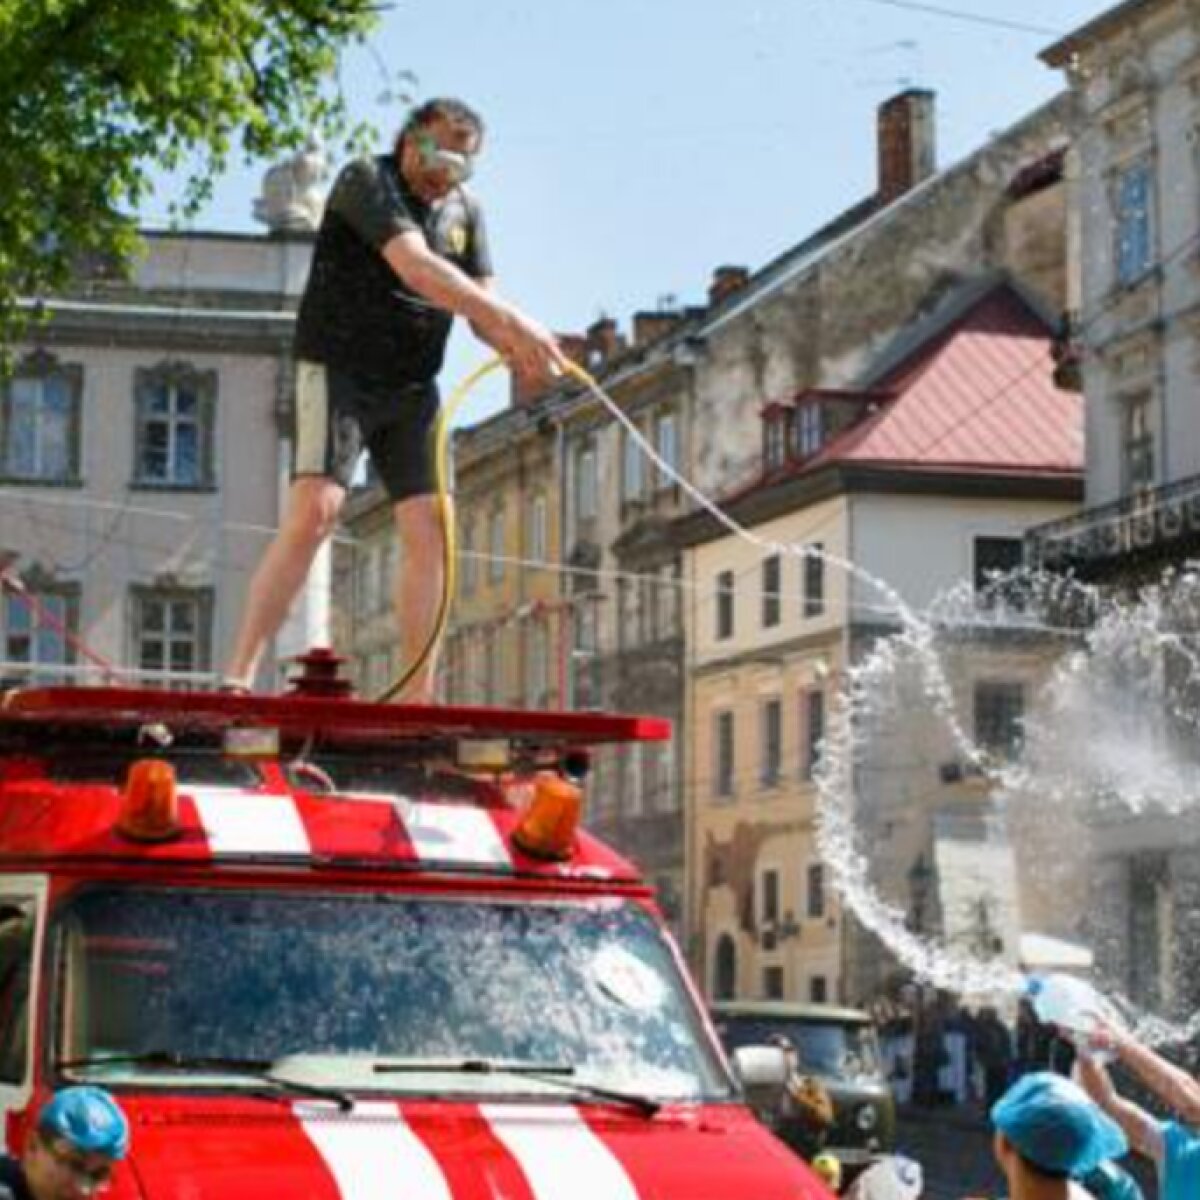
[812,284,1082,476]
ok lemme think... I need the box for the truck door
[0,878,47,1150]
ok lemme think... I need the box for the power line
[828,0,1064,37]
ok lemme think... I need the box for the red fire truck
[0,659,827,1198]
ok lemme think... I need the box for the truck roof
[0,685,668,887]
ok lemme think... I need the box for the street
[895,1107,1003,1200]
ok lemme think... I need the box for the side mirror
[732,1044,789,1122]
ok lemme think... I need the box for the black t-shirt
[294,154,493,391]
[0,1155,34,1200]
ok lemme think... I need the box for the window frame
[760,696,783,787]
[130,585,214,684]
[715,570,735,641]
[1112,159,1155,288]
[714,709,736,800]
[0,353,83,485]
[762,554,782,628]
[132,362,218,491]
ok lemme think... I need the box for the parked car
[712,1000,896,1171]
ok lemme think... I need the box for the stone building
[1029,0,1200,1019]
[0,153,326,689]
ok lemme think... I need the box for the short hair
[395,97,485,155]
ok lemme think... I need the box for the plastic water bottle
[1024,973,1125,1053]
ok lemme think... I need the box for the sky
[143,0,1103,425]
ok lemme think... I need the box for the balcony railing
[1028,473,1200,573]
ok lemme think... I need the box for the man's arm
[1091,1020,1200,1124]
[1074,1051,1164,1166]
[382,233,564,385]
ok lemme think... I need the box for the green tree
[0,0,398,350]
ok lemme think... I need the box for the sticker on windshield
[591,946,666,1012]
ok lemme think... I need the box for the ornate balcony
[1027,473,1200,576]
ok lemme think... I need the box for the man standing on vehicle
[0,1086,130,1200]
[224,96,568,702]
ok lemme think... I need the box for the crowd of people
[876,992,1079,1110]
[817,1002,1200,1200]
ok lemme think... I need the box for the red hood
[114,1096,825,1200]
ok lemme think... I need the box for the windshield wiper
[372,1057,661,1117]
[57,1051,354,1112]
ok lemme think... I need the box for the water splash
[814,565,1200,1044]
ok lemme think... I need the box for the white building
[0,153,326,689]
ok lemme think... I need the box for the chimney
[585,316,624,365]
[632,310,683,347]
[708,265,750,307]
[510,333,589,406]
[877,89,936,205]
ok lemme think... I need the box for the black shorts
[292,360,441,502]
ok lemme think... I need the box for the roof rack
[0,686,672,750]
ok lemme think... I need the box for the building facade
[681,279,1083,1005]
[1032,0,1200,1019]
[0,160,324,690]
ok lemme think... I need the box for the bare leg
[224,477,347,689]
[389,493,450,704]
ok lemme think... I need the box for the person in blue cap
[1074,1019,1200,1200]
[0,1087,129,1200]
[991,1071,1128,1200]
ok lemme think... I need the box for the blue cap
[992,1072,1126,1177]
[38,1087,130,1160]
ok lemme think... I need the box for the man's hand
[482,305,569,392]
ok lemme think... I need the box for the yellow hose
[375,359,597,705]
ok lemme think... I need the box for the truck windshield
[57,888,730,1103]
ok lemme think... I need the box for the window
[764,414,787,471]
[132,588,212,681]
[0,899,36,1082]
[763,967,785,1001]
[975,681,1025,759]
[802,688,825,780]
[1114,162,1154,286]
[807,863,826,919]
[488,509,505,584]
[809,975,828,1004]
[575,444,597,523]
[622,427,645,502]
[133,363,216,488]
[624,744,644,817]
[794,403,823,458]
[762,555,781,628]
[655,412,678,487]
[803,543,825,618]
[652,564,677,639]
[1123,393,1154,494]
[525,621,549,708]
[974,536,1024,606]
[713,934,737,1001]
[571,600,600,710]
[760,869,780,927]
[714,710,735,799]
[527,495,547,564]
[3,587,75,682]
[760,697,782,786]
[716,570,735,640]
[1,357,81,483]
[482,629,502,703]
[460,522,477,596]
[649,741,676,812]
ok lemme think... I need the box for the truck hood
[120,1097,824,1200]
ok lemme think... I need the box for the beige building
[0,159,325,690]
[680,278,1083,1006]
